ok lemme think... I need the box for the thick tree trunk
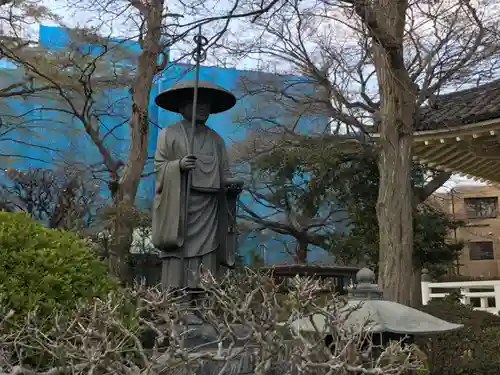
[370,0,417,305]
[108,0,165,284]
[376,103,414,305]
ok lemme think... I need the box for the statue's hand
[179,154,197,171]
[224,178,244,195]
[223,177,244,186]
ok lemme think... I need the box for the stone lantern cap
[291,267,463,335]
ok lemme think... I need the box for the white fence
[421,279,500,314]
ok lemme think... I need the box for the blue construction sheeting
[39,25,143,54]
[0,25,337,265]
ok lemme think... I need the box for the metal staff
[182,26,208,290]
[188,25,208,153]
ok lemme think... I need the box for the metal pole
[451,188,461,275]
[188,25,208,152]
[182,26,208,290]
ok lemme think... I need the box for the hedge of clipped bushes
[419,299,500,375]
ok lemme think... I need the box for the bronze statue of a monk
[151,80,242,291]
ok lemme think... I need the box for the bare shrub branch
[0,270,423,374]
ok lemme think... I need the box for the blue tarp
[0,25,337,264]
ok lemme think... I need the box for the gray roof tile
[418,80,500,131]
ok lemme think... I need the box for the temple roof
[367,80,500,183]
[409,80,500,183]
[418,79,500,131]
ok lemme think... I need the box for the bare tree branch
[0,272,424,375]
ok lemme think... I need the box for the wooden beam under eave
[477,173,500,184]
[420,155,469,174]
[412,119,500,142]
[414,144,461,165]
[458,165,496,183]
[415,143,458,164]
[487,175,500,184]
[461,157,489,172]
[413,142,443,154]
[474,162,500,183]
[487,161,500,176]
[467,161,499,178]
[470,163,496,177]
[474,173,500,183]
[426,149,472,171]
[450,157,487,176]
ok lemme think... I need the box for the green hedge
[418,299,500,375]
[0,212,119,321]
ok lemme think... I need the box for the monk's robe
[152,120,231,289]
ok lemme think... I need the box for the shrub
[418,299,500,375]
[0,212,119,321]
[0,270,424,375]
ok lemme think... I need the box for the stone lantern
[291,267,462,345]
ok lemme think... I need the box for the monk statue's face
[180,97,211,123]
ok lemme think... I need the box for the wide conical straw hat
[155,79,237,114]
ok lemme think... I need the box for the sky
[437,175,484,193]
[33,0,487,191]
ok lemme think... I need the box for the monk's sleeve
[151,129,185,250]
[218,135,232,182]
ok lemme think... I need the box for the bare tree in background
[228,75,355,264]
[0,0,289,282]
[1,0,497,299]
[0,167,100,230]
[222,0,500,305]
[230,124,364,263]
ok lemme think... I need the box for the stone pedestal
[156,320,256,375]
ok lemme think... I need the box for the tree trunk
[371,0,417,305]
[108,0,165,284]
[108,206,135,284]
[376,107,414,305]
[295,241,308,264]
[410,266,422,306]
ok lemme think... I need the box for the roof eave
[370,117,500,141]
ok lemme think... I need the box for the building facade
[434,185,500,278]
[0,25,335,265]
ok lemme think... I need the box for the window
[464,197,498,218]
[469,241,494,260]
